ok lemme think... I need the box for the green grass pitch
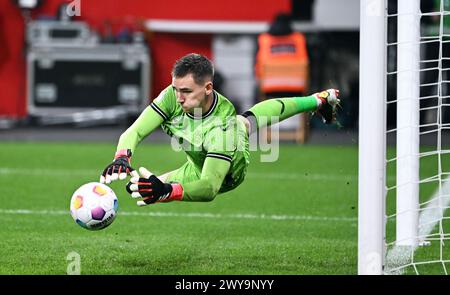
[0,141,359,274]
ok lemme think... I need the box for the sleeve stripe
[151,103,168,121]
[206,153,232,162]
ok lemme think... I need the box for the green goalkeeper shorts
[166,117,250,194]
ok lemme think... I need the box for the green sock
[248,95,318,128]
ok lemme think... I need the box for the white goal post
[358,0,387,275]
[359,0,450,275]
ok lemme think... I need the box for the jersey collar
[186,91,218,120]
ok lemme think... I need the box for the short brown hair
[172,53,214,85]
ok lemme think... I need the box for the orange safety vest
[255,32,309,93]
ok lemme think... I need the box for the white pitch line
[0,208,357,223]
[247,172,355,181]
[385,177,450,274]
[0,167,357,182]
[0,167,93,176]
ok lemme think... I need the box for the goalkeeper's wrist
[314,91,329,108]
[115,148,132,160]
[169,183,183,201]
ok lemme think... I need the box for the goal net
[359,0,450,275]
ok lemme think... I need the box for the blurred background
[0,0,360,143]
[1,0,449,276]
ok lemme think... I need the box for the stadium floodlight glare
[359,0,450,275]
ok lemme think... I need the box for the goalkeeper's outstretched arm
[100,106,164,184]
[117,106,164,153]
[182,157,231,202]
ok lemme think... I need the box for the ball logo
[89,213,115,229]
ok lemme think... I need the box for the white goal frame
[358,0,422,274]
[358,0,387,275]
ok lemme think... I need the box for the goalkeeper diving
[100,53,340,206]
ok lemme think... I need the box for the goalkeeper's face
[172,74,213,114]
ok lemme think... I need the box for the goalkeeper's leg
[239,89,340,135]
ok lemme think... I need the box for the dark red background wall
[0,0,290,118]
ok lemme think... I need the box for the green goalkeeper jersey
[129,85,250,193]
